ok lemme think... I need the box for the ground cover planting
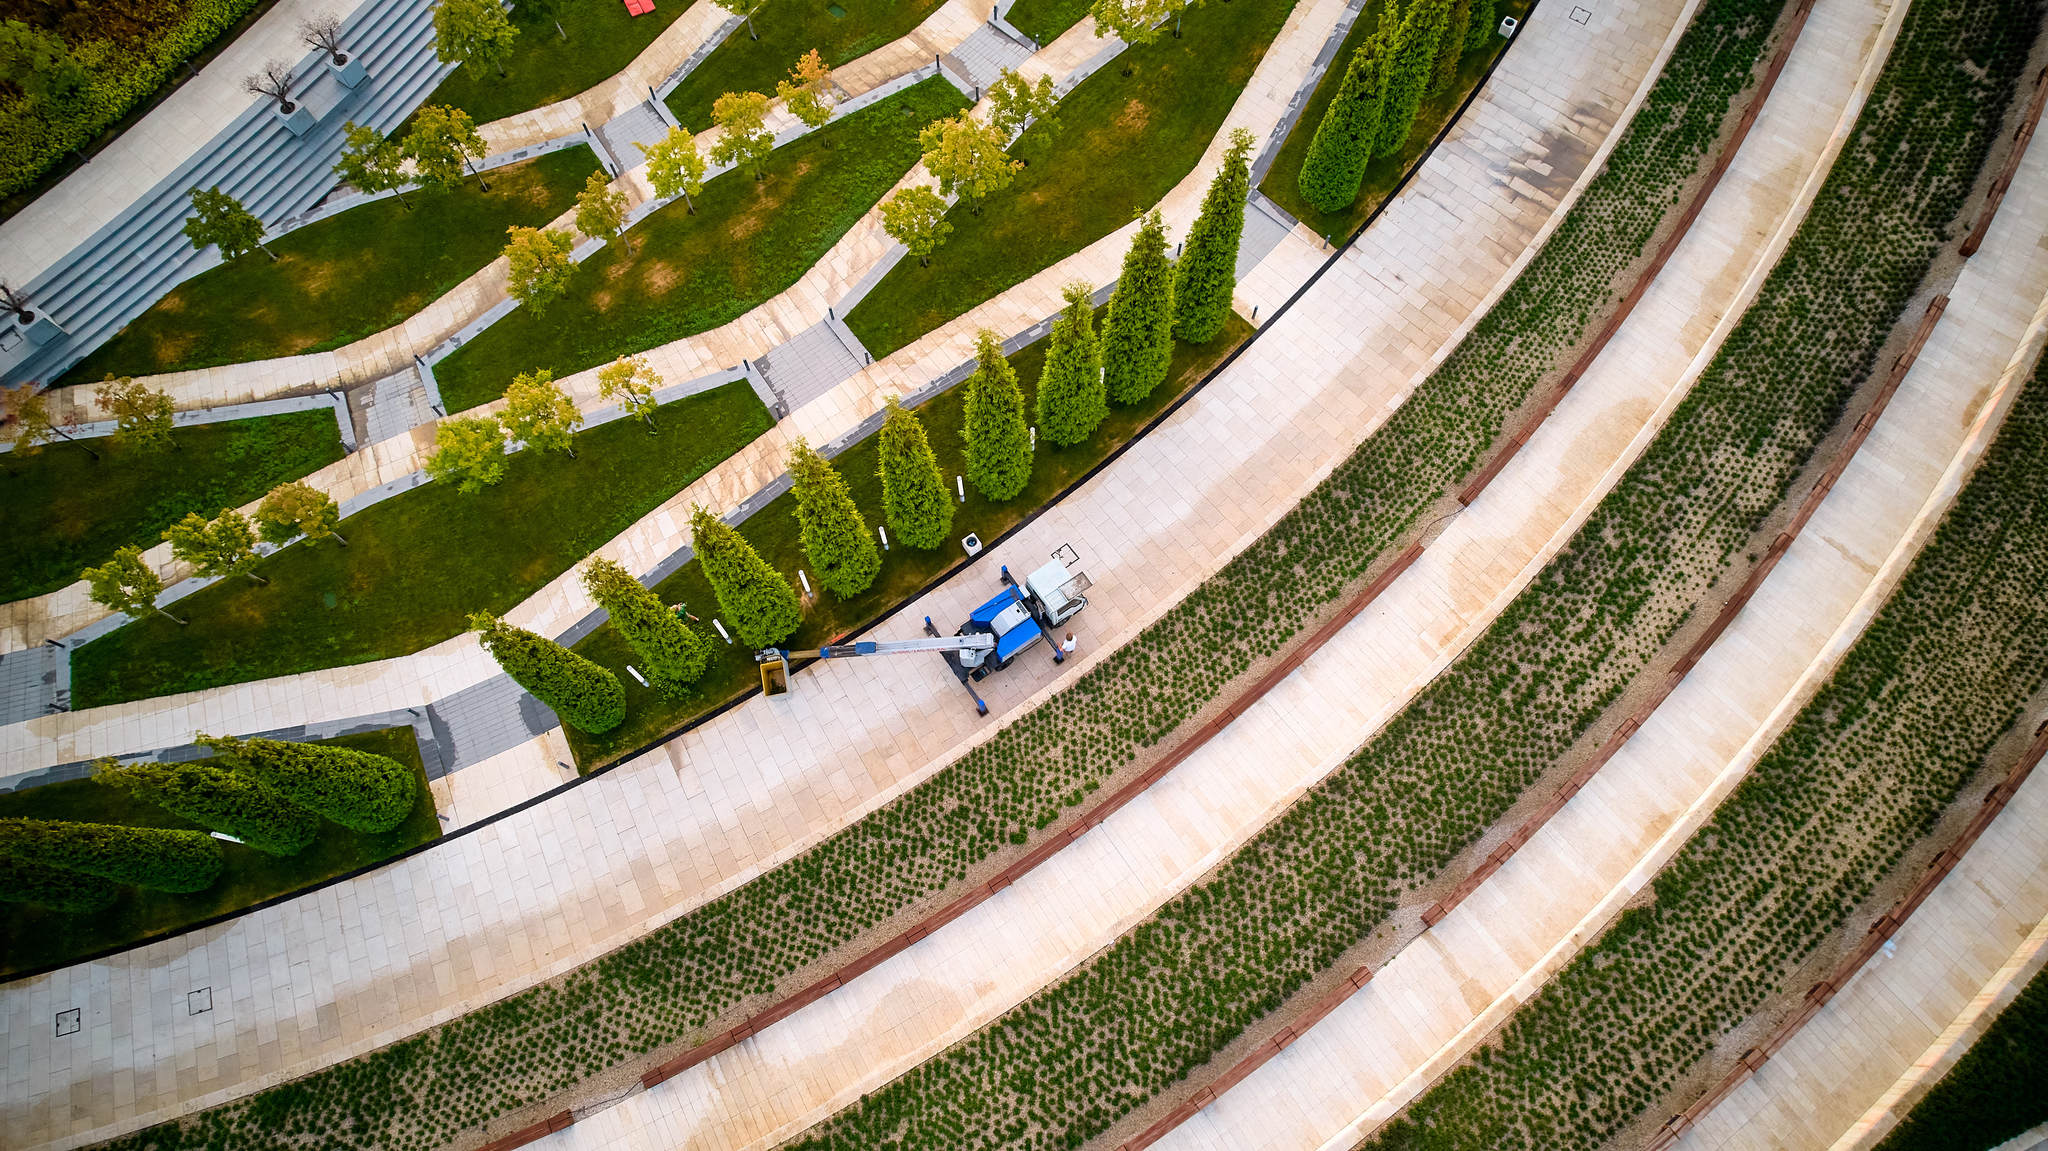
[783,0,2036,1144]
[1360,344,2048,1151]
[564,310,1250,767]
[661,0,947,131]
[422,0,700,126]
[0,409,342,602]
[69,382,768,706]
[81,1,1790,1145]
[61,148,603,381]
[1872,960,2048,1151]
[0,727,437,978]
[842,0,1298,358]
[432,77,966,413]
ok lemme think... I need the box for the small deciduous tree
[0,853,117,913]
[502,369,582,457]
[164,508,267,585]
[94,757,319,856]
[1089,0,1181,46]
[880,185,952,266]
[962,329,1032,501]
[710,90,775,179]
[777,48,835,128]
[426,416,509,493]
[335,121,412,208]
[984,68,1058,141]
[1173,127,1253,343]
[84,546,183,624]
[877,396,952,550]
[96,376,176,451]
[787,439,880,598]
[301,12,348,63]
[1298,29,1389,214]
[0,20,88,102]
[434,0,518,76]
[1101,209,1175,405]
[1375,0,1448,156]
[1431,0,1473,96]
[640,126,708,212]
[243,58,296,111]
[196,733,419,833]
[256,481,347,547]
[2,382,97,460]
[471,611,627,732]
[503,225,577,315]
[919,114,1018,208]
[597,355,661,430]
[184,186,273,260]
[690,504,802,647]
[575,169,630,255]
[581,557,710,694]
[404,104,490,193]
[1035,283,1105,446]
[714,0,767,40]
[0,818,223,893]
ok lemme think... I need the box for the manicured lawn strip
[62,149,604,382]
[1001,0,1094,44]
[1874,955,2048,1151]
[434,77,968,414]
[843,0,1299,359]
[1365,346,2048,1151]
[0,727,438,979]
[89,1,1780,1146]
[564,311,1251,767]
[1259,0,1531,239]
[422,0,700,126]
[70,383,770,707]
[0,411,343,603]
[789,0,2030,1144]
[661,0,948,132]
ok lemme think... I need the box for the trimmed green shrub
[0,852,119,913]
[877,397,955,549]
[1299,28,1391,214]
[963,329,1035,501]
[1173,128,1255,343]
[690,505,803,647]
[1101,210,1178,406]
[93,757,320,856]
[194,734,418,834]
[469,614,627,734]
[581,557,711,694]
[1035,283,1107,446]
[0,818,222,893]
[1875,961,2048,1151]
[788,440,883,599]
[1376,0,1449,155]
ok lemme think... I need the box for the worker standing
[1062,631,1077,655]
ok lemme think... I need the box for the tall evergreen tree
[1101,210,1177,406]
[1173,128,1254,344]
[582,558,711,694]
[470,613,627,733]
[0,819,222,893]
[196,734,418,834]
[788,440,881,599]
[1466,0,1496,51]
[962,329,1033,501]
[93,758,319,856]
[1298,30,1389,213]
[690,506,803,647]
[1035,283,1106,446]
[877,397,953,549]
[1430,0,1473,96]
[0,854,117,913]
[1375,0,1449,156]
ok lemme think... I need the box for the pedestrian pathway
[0,0,1694,1144]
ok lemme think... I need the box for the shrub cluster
[196,733,418,835]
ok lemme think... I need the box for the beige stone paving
[1,0,1677,1144]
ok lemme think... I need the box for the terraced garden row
[784,0,2039,1144]
[90,0,1787,1145]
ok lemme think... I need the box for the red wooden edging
[1961,64,2048,256]
[474,1110,574,1151]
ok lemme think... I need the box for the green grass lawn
[843,0,1297,360]
[1001,0,1094,45]
[63,149,602,383]
[0,411,344,603]
[0,727,438,978]
[421,0,701,125]
[435,77,967,413]
[71,383,771,707]
[565,309,1252,768]
[662,0,947,132]
[1258,0,1529,238]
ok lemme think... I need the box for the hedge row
[94,0,1791,1145]
[1366,330,2048,1151]
[0,819,222,893]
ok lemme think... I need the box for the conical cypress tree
[196,733,417,834]
[1298,32,1389,213]
[1035,283,1106,446]
[582,558,710,695]
[1430,0,1472,95]
[1101,210,1176,406]
[962,329,1033,501]
[94,757,320,856]
[1173,128,1255,344]
[0,818,223,893]
[878,397,953,549]
[1466,0,1495,51]
[1376,0,1449,156]
[690,505,803,647]
[470,613,627,734]
[0,853,118,913]
[788,440,881,599]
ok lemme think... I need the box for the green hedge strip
[0,818,223,894]
[93,758,320,856]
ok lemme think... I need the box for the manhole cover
[827,3,846,16]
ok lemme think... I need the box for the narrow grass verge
[1002,0,1094,44]
[662,0,947,131]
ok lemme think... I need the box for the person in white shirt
[1061,631,1077,655]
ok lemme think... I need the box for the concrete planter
[277,99,317,136]
[22,312,65,347]
[328,52,368,88]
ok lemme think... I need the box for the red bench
[622,0,655,14]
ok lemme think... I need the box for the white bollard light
[957,475,966,503]
[879,525,890,551]
[799,569,813,597]
[626,665,650,687]
[1030,426,1036,450]
[713,618,733,644]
